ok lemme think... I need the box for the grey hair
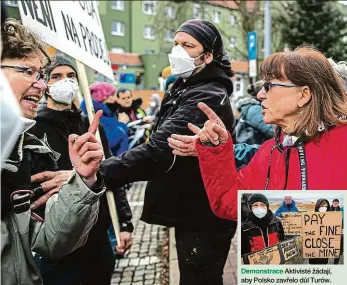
[328,58,347,92]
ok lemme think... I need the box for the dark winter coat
[108,98,146,122]
[275,200,299,217]
[31,105,133,224]
[241,210,284,255]
[100,62,237,229]
[30,105,133,284]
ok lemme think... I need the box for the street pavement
[111,182,167,285]
[110,181,238,285]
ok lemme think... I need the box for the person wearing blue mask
[241,193,284,256]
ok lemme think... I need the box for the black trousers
[175,227,236,285]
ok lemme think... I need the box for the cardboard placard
[18,1,113,79]
[280,238,300,262]
[243,238,299,265]
[246,245,281,265]
[302,212,342,259]
[281,212,302,235]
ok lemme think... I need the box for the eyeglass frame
[0,64,47,83]
[262,82,304,93]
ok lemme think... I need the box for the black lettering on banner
[20,0,56,32]
[79,23,105,59]
[79,23,88,52]
[73,0,100,25]
[302,212,342,258]
[61,12,81,48]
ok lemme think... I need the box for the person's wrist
[82,174,97,188]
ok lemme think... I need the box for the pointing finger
[188,123,201,135]
[88,110,103,135]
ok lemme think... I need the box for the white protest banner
[18,1,113,79]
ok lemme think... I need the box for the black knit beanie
[248,193,269,209]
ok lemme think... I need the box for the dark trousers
[36,236,114,285]
[175,227,236,285]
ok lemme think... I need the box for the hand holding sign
[69,110,103,187]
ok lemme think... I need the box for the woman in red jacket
[167,47,347,221]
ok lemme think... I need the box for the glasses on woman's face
[0,65,47,83]
[263,81,301,93]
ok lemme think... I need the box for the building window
[4,0,18,7]
[230,15,236,26]
[164,29,175,42]
[193,4,202,19]
[213,11,221,24]
[111,47,125,53]
[143,1,157,15]
[230,36,236,49]
[111,21,125,36]
[143,26,156,40]
[144,50,155,54]
[111,0,124,11]
[164,6,176,19]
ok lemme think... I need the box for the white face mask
[48,79,79,105]
[252,207,267,219]
[168,45,205,79]
[319,206,328,212]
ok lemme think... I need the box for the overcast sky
[339,1,347,5]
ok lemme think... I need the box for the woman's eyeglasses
[263,82,302,93]
[0,65,47,83]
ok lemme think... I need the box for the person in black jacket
[100,20,239,285]
[30,55,133,285]
[329,198,344,264]
[241,194,284,256]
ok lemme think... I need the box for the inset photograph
[240,192,344,265]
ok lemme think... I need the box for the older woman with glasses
[168,46,347,221]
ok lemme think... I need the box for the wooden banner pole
[76,60,121,245]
